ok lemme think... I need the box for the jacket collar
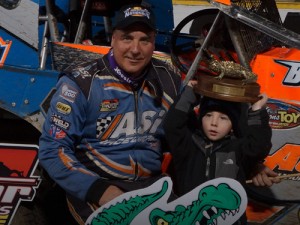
[103,55,163,98]
[192,129,233,155]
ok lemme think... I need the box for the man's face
[111,24,156,77]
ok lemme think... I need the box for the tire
[10,202,49,225]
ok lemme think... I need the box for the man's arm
[98,186,124,205]
[39,75,107,202]
[249,163,281,187]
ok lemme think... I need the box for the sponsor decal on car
[267,100,300,129]
[0,37,12,68]
[0,143,40,225]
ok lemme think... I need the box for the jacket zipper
[133,90,139,180]
[205,143,213,179]
[205,156,210,180]
[205,157,210,179]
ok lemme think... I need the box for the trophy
[194,57,260,103]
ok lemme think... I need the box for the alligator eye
[157,218,169,225]
[202,192,207,197]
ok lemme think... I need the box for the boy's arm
[163,81,199,160]
[174,80,198,112]
[246,94,281,186]
[241,94,272,179]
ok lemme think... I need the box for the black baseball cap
[113,4,156,30]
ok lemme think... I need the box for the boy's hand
[187,80,197,87]
[251,93,268,111]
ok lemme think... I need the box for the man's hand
[250,163,281,187]
[98,185,124,206]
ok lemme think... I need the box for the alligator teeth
[213,218,217,225]
[221,212,226,220]
[211,206,218,214]
[203,210,211,219]
[195,221,200,225]
[225,210,230,215]
[231,209,236,216]
[207,219,217,225]
[232,209,240,216]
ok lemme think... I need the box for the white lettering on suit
[109,110,165,140]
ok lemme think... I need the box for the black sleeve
[163,86,199,163]
[240,108,272,176]
[85,179,112,206]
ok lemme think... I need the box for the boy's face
[202,111,233,141]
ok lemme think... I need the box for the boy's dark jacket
[163,85,272,222]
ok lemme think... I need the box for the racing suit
[38,54,181,208]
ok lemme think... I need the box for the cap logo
[124,7,150,19]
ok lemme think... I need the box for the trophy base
[195,74,260,103]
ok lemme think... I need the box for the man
[38,3,181,224]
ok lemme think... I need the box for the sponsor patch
[96,116,114,138]
[50,114,71,130]
[49,125,67,139]
[56,102,72,114]
[60,84,78,103]
[100,99,119,112]
[124,7,151,19]
[72,65,93,79]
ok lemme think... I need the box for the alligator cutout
[86,177,247,225]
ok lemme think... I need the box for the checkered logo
[96,116,114,138]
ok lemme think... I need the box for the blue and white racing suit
[38,54,181,205]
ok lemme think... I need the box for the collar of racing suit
[104,54,164,98]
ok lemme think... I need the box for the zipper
[205,143,213,179]
[205,157,210,179]
[133,90,139,180]
[134,91,139,129]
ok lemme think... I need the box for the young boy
[163,80,272,224]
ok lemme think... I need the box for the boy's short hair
[199,96,242,136]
